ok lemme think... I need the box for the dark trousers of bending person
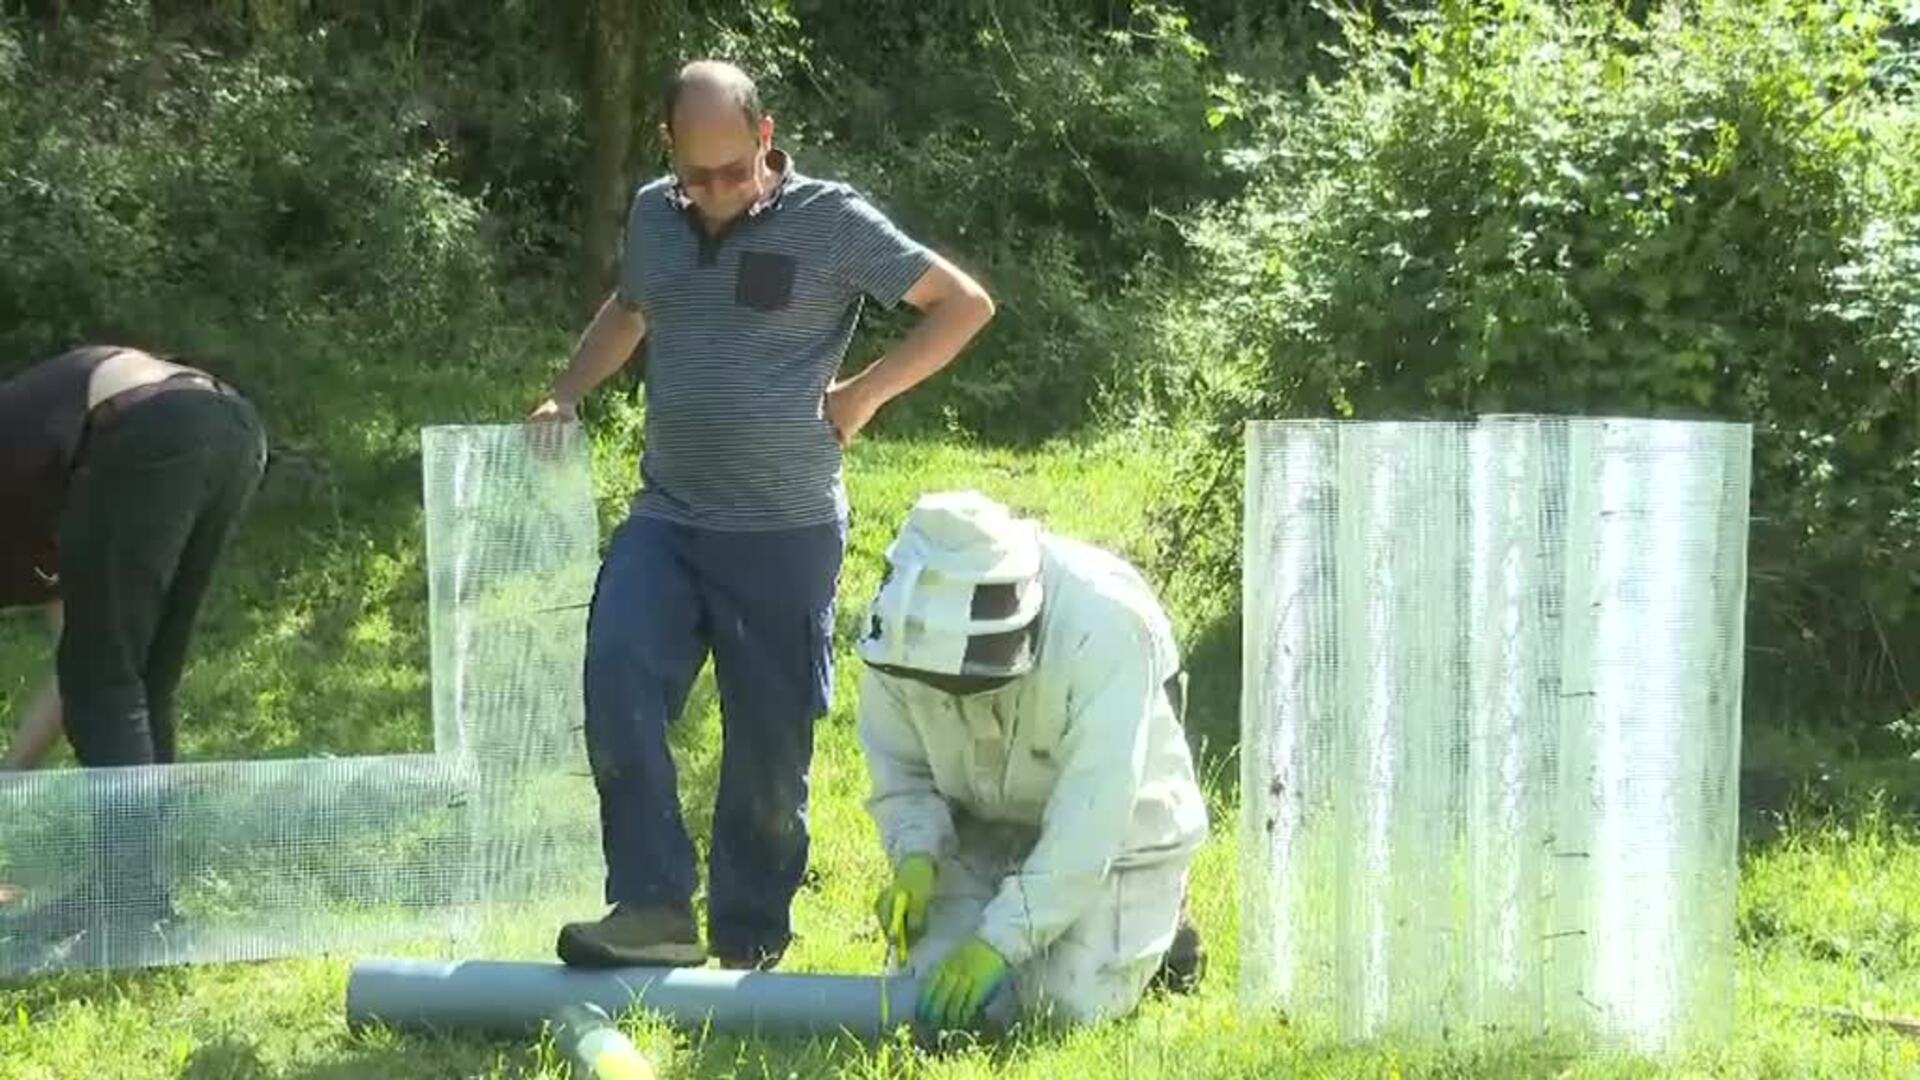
[1,345,265,951]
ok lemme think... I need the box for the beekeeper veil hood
[857,490,1043,679]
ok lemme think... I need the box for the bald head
[660,60,776,226]
[664,60,762,133]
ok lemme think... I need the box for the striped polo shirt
[616,151,934,531]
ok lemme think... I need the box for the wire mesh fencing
[1240,416,1748,1055]
[0,423,604,976]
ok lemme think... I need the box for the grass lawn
[3,367,1920,1077]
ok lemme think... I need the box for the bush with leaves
[1154,0,1920,732]
[776,0,1268,441]
[0,17,507,375]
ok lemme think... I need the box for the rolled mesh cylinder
[1240,416,1748,1055]
[1327,422,1468,1038]
[1463,416,1564,1036]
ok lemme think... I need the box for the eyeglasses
[676,150,758,190]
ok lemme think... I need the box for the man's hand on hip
[824,379,879,447]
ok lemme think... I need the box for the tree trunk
[578,0,682,313]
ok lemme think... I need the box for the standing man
[0,344,266,944]
[533,60,995,971]
[858,491,1209,1031]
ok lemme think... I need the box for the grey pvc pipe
[346,958,1012,1041]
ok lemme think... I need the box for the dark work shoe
[1148,920,1206,996]
[557,904,707,968]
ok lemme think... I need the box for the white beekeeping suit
[856,490,1209,1027]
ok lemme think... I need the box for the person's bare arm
[3,601,64,770]
[825,256,995,444]
[529,295,648,421]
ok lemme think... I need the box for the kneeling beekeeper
[856,491,1209,1031]
[0,345,265,948]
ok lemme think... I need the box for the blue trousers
[582,511,846,962]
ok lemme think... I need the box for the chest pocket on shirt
[736,250,797,311]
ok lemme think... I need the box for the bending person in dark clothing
[0,345,265,953]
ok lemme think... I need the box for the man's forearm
[552,295,647,405]
[3,674,62,769]
[844,290,993,409]
[5,602,65,768]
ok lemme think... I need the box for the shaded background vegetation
[1,0,1915,771]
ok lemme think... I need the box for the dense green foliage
[1154,0,1920,733]
[0,12,503,360]
[0,0,1915,733]
[776,1,1319,436]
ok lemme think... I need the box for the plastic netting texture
[1239,417,1748,1054]
[0,424,602,975]
[422,424,601,911]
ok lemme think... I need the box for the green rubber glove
[917,936,1011,1031]
[872,853,938,952]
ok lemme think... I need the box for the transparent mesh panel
[421,424,601,910]
[0,423,603,976]
[0,756,476,972]
[1240,417,1748,1055]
